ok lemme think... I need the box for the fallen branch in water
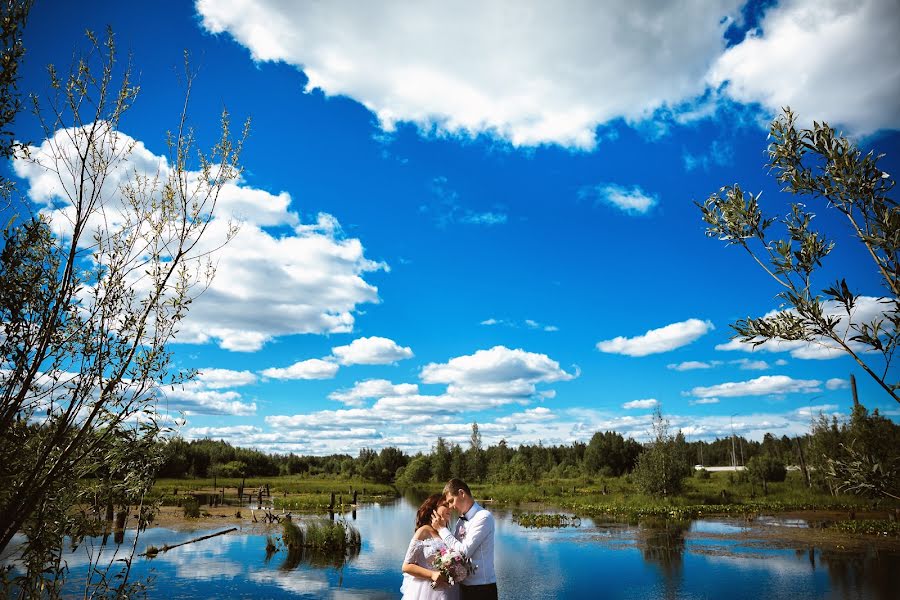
[141,527,237,556]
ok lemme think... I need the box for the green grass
[449,472,896,521]
[830,519,900,537]
[151,476,397,511]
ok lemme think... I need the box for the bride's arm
[400,527,443,584]
[402,562,442,584]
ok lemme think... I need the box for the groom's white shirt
[438,501,496,586]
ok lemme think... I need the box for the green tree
[431,437,451,482]
[0,0,32,201]
[821,400,900,499]
[583,430,642,476]
[0,30,247,594]
[449,443,465,479]
[632,409,691,498]
[745,453,787,495]
[467,421,486,482]
[698,108,899,403]
[396,455,432,486]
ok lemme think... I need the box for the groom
[431,478,497,599]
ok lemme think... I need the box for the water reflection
[634,518,688,599]
[2,498,899,599]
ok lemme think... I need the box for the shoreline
[143,504,900,553]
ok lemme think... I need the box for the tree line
[157,406,900,501]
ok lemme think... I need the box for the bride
[400,494,460,600]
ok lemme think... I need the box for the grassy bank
[461,471,900,521]
[152,471,899,521]
[151,476,397,510]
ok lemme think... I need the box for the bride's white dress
[400,536,461,600]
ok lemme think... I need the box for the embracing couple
[401,478,498,600]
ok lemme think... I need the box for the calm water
[4,496,899,599]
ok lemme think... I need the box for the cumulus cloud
[690,375,822,398]
[420,346,575,397]
[195,368,257,389]
[689,398,720,405]
[597,319,714,357]
[668,361,715,371]
[731,358,770,371]
[261,359,340,381]
[186,425,262,439]
[328,379,419,407]
[714,296,891,360]
[331,336,414,365]
[825,378,849,391]
[622,398,659,410]
[196,0,745,149]
[160,387,257,416]
[709,0,900,136]
[495,407,555,424]
[580,184,658,215]
[13,126,385,353]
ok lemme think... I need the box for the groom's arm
[438,512,493,557]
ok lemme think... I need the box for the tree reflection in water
[635,518,688,599]
[269,544,361,572]
[803,545,900,599]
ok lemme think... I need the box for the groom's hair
[443,478,471,498]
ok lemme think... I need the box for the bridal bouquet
[430,547,475,588]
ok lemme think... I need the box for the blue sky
[10,0,900,454]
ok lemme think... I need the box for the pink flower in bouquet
[430,548,476,588]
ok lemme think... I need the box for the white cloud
[709,0,900,136]
[14,126,386,353]
[668,361,714,371]
[795,404,840,418]
[825,378,849,391]
[689,398,720,405]
[157,367,259,416]
[160,387,257,416]
[714,296,891,360]
[622,398,658,410]
[420,345,575,397]
[196,0,744,149]
[186,425,262,439]
[195,368,257,389]
[480,318,558,331]
[690,375,822,398]
[597,319,714,357]
[580,184,658,215]
[495,407,555,424]
[261,358,340,380]
[330,336,413,366]
[328,379,419,407]
[731,358,770,371]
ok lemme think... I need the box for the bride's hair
[415,493,446,530]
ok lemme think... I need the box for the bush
[694,468,711,480]
[746,454,787,494]
[182,497,200,518]
[282,517,304,549]
[632,409,691,497]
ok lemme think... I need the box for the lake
[3,495,898,599]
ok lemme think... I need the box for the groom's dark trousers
[461,583,498,600]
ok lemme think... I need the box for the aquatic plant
[513,513,581,528]
[281,518,304,549]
